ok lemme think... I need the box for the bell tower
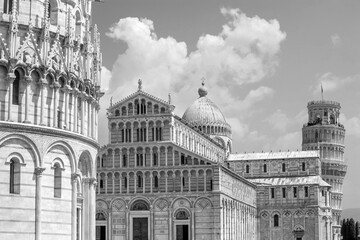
[302,100,347,240]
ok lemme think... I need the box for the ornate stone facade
[0,0,103,240]
[96,82,257,240]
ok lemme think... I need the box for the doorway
[176,225,189,240]
[133,217,148,240]
[96,226,106,240]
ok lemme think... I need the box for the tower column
[35,167,46,240]
[51,82,60,127]
[23,76,32,123]
[7,73,15,121]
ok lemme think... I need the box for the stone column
[134,175,137,194]
[130,122,133,143]
[112,151,115,168]
[89,178,97,240]
[62,85,70,128]
[104,176,108,194]
[23,76,32,123]
[165,148,168,166]
[7,73,15,121]
[180,173,183,192]
[146,122,149,142]
[82,179,89,240]
[150,149,153,167]
[172,149,175,166]
[52,82,60,127]
[188,174,191,192]
[71,173,79,240]
[119,175,122,194]
[87,98,91,136]
[81,95,86,134]
[39,79,46,125]
[35,167,46,240]
[150,174,153,193]
[73,90,79,133]
[91,103,96,138]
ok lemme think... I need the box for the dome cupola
[182,81,231,138]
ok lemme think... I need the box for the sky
[92,0,360,209]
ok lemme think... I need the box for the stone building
[96,81,257,240]
[0,0,103,240]
[228,151,333,240]
[302,100,347,239]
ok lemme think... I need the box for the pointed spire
[168,93,171,104]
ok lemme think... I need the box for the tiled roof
[250,176,330,187]
[227,151,319,161]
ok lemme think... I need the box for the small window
[153,153,157,166]
[282,188,286,198]
[304,186,309,197]
[12,71,20,105]
[282,163,286,172]
[246,165,250,173]
[274,214,279,227]
[293,187,297,198]
[9,158,20,194]
[122,155,127,167]
[154,176,158,188]
[54,163,62,198]
[124,177,127,189]
[302,162,306,171]
[271,188,275,199]
[137,175,142,188]
[321,190,325,197]
[263,164,267,173]
[99,179,104,189]
[182,177,185,187]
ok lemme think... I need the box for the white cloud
[340,113,360,137]
[100,66,112,92]
[312,72,359,95]
[263,131,301,152]
[266,109,291,132]
[99,9,286,145]
[331,34,341,46]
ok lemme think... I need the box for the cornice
[0,121,99,149]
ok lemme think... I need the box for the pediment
[108,90,175,116]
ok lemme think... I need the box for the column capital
[38,78,48,88]
[7,73,16,83]
[61,84,71,93]
[24,75,32,85]
[51,82,61,89]
[89,177,98,187]
[34,167,46,175]
[71,173,81,182]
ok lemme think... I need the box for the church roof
[182,81,230,128]
[227,150,319,161]
[250,176,330,187]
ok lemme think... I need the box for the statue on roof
[138,79,142,91]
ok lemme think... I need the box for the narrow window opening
[282,188,286,198]
[302,162,306,171]
[274,214,279,227]
[246,164,250,173]
[293,187,297,198]
[282,163,286,172]
[54,163,62,198]
[304,186,309,197]
[3,0,13,14]
[263,164,267,173]
[271,188,275,199]
[154,176,158,188]
[12,70,20,105]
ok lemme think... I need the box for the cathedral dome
[182,82,231,136]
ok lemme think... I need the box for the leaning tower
[0,0,102,240]
[302,100,347,240]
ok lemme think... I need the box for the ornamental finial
[168,93,171,104]
[138,79,142,91]
[198,77,208,97]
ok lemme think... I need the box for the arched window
[122,154,127,167]
[3,0,13,14]
[99,179,104,189]
[12,70,20,105]
[246,165,250,173]
[153,153,157,166]
[96,212,106,220]
[9,158,20,194]
[124,177,127,188]
[175,210,189,220]
[54,163,62,198]
[115,110,120,116]
[137,175,142,188]
[263,164,267,173]
[154,176,158,188]
[131,200,149,211]
[274,214,279,227]
[282,163,286,172]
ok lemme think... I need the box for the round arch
[0,134,41,167]
[45,140,77,173]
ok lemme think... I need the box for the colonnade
[4,69,99,139]
[97,168,214,195]
[113,99,167,116]
[222,198,256,240]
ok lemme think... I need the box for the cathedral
[96,81,347,240]
[0,0,103,240]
